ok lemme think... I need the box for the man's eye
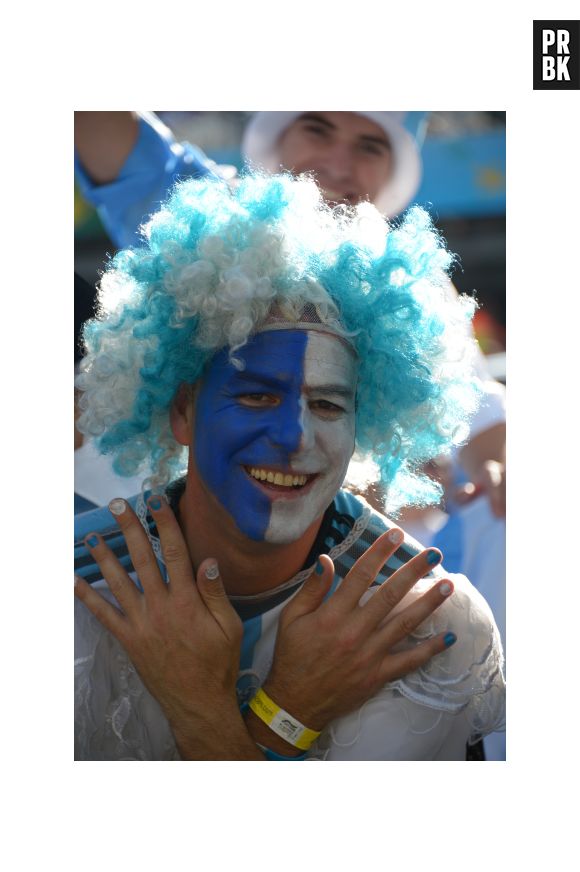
[359,142,389,157]
[302,123,329,138]
[309,399,345,417]
[237,393,280,408]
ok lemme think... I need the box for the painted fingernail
[427,549,441,566]
[205,560,220,580]
[148,496,163,511]
[86,534,99,548]
[315,560,324,575]
[444,632,457,647]
[439,582,453,596]
[108,498,126,516]
[388,528,403,545]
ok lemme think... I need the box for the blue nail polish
[86,534,99,548]
[427,549,441,566]
[444,632,457,648]
[149,496,162,511]
[315,561,324,575]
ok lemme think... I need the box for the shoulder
[75,493,153,584]
[380,569,505,750]
[336,489,505,709]
[332,488,439,585]
[332,490,506,740]
[310,568,505,759]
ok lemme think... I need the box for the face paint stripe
[265,331,357,544]
[194,330,356,544]
[194,331,309,541]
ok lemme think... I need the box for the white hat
[241,111,427,218]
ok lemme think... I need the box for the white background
[2,0,578,869]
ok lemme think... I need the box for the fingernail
[205,560,220,580]
[148,496,163,511]
[427,549,441,566]
[439,582,453,596]
[444,632,457,647]
[74,574,82,587]
[86,534,99,548]
[388,528,403,545]
[315,560,324,576]
[108,498,126,516]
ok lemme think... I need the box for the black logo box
[533,20,580,89]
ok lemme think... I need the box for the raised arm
[74,112,221,249]
[74,111,140,184]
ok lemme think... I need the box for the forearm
[74,111,140,184]
[170,700,265,761]
[170,690,317,760]
[172,704,313,760]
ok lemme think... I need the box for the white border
[4,0,578,868]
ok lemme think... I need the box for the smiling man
[269,112,393,206]
[74,172,505,760]
[244,111,421,217]
[189,328,357,544]
[75,111,505,523]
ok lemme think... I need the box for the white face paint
[263,330,357,543]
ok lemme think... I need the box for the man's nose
[297,407,316,452]
[267,399,303,454]
[320,142,355,182]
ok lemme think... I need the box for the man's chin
[263,481,341,544]
[232,515,311,545]
[263,509,323,545]
[221,471,346,545]
[232,502,317,545]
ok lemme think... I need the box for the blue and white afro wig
[76,172,480,510]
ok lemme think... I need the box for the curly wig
[76,172,480,509]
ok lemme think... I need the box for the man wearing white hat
[241,110,427,218]
[74,110,426,243]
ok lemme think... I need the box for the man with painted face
[75,111,506,519]
[192,328,357,544]
[74,172,505,760]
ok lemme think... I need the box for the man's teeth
[248,468,308,487]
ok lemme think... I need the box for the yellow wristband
[249,688,321,751]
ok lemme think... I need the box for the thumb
[280,554,334,624]
[196,558,241,639]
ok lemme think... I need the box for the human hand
[257,529,456,736]
[74,496,259,760]
[454,459,505,518]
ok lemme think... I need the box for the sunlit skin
[277,112,393,206]
[170,329,358,596]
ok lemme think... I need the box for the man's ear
[170,384,195,446]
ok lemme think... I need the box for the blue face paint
[194,330,309,541]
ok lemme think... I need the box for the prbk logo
[533,21,579,89]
